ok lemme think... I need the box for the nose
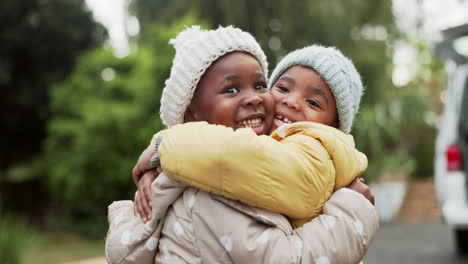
[282,95,301,111]
[244,92,263,107]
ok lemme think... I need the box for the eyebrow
[277,75,295,84]
[254,72,265,79]
[220,74,239,84]
[308,86,329,106]
[220,72,265,84]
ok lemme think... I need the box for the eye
[276,85,289,93]
[254,82,267,90]
[223,86,239,94]
[306,99,321,109]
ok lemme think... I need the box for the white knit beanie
[160,25,268,127]
[268,45,363,134]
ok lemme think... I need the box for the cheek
[262,93,275,109]
[211,100,238,124]
[270,91,283,105]
[305,109,336,126]
[322,105,338,126]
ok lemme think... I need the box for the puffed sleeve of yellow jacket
[154,121,367,225]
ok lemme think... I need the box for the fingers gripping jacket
[150,136,163,167]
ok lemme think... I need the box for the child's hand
[132,146,157,186]
[346,177,375,205]
[134,169,160,223]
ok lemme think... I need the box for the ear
[183,106,197,123]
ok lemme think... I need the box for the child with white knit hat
[106,26,378,263]
[159,25,271,129]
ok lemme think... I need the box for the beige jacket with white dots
[105,172,379,264]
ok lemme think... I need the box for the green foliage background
[45,19,200,215]
[0,0,443,236]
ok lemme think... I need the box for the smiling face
[270,65,338,131]
[185,51,274,135]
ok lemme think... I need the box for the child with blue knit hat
[268,45,363,134]
[108,26,377,263]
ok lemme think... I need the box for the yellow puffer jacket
[153,121,367,227]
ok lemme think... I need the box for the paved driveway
[364,221,468,264]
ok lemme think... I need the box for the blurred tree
[398,40,445,177]
[0,0,105,175]
[45,17,197,218]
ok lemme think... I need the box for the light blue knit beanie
[268,45,363,134]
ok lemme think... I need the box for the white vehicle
[434,23,468,255]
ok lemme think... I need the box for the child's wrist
[150,136,163,167]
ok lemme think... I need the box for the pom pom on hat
[268,45,363,134]
[168,25,203,50]
[160,25,268,127]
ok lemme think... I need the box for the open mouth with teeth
[273,114,294,129]
[236,117,266,135]
[237,118,262,128]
